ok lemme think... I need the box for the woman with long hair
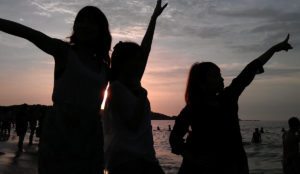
[170,35,292,174]
[1,6,111,174]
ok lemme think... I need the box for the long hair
[185,62,219,106]
[110,41,141,81]
[70,6,112,65]
[288,117,300,130]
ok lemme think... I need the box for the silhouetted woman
[1,6,111,174]
[102,1,167,174]
[169,35,292,174]
[282,117,300,174]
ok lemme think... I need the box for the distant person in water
[282,128,287,139]
[260,127,264,133]
[251,128,262,144]
[103,1,167,174]
[1,5,111,174]
[282,128,286,133]
[169,35,292,174]
[282,117,300,174]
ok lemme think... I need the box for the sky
[0,0,300,120]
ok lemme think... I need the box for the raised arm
[228,34,293,97]
[138,0,168,79]
[256,34,292,66]
[0,18,64,56]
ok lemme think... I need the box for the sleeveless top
[103,81,157,169]
[52,48,108,110]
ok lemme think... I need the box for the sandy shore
[0,132,38,174]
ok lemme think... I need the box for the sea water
[151,120,288,174]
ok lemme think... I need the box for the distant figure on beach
[251,128,262,144]
[260,127,264,134]
[15,104,28,157]
[157,126,161,131]
[0,109,11,141]
[282,117,300,174]
[103,1,167,174]
[168,125,172,131]
[28,108,38,146]
[1,5,111,174]
[169,35,292,174]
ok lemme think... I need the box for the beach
[0,120,288,174]
[0,131,38,174]
[153,120,288,174]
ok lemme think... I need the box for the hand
[152,0,168,18]
[273,34,293,52]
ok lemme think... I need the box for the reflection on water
[152,120,288,174]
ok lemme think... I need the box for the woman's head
[111,41,143,83]
[288,117,300,130]
[70,6,111,62]
[185,62,224,105]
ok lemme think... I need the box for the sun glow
[101,83,110,110]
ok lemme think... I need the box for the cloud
[1,0,300,119]
[264,63,300,77]
[146,66,189,79]
[30,0,77,16]
[214,7,300,23]
[214,8,278,20]
[217,62,300,80]
[111,25,145,41]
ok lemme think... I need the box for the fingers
[162,3,168,10]
[154,0,168,17]
[284,33,290,43]
[283,34,292,52]
[157,0,168,9]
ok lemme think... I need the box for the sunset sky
[0,0,299,120]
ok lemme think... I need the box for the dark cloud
[183,25,228,39]
[215,7,300,23]
[219,62,300,79]
[1,0,300,120]
[229,44,263,53]
[263,67,300,77]
[146,67,189,79]
[214,8,278,19]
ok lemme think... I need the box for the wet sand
[0,132,38,174]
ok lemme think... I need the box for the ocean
[0,120,289,174]
[151,120,289,174]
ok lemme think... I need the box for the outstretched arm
[228,34,293,97]
[256,34,292,66]
[138,0,168,80]
[0,18,64,56]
